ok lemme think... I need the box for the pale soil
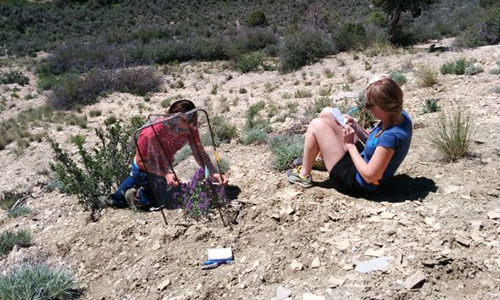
[1,39,500,300]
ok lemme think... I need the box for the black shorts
[329,142,365,194]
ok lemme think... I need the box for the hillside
[1,36,500,299]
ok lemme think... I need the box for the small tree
[247,10,267,27]
[372,0,438,43]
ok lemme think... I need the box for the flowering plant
[175,168,227,218]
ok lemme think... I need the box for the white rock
[303,293,325,300]
[328,277,345,288]
[364,248,385,257]
[151,240,161,251]
[403,271,426,289]
[311,257,321,268]
[380,211,395,219]
[157,279,171,291]
[276,286,293,300]
[443,185,460,195]
[355,256,392,273]
[424,217,435,226]
[290,259,303,271]
[336,239,350,251]
[487,211,500,220]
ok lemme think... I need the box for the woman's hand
[343,124,356,146]
[166,173,180,187]
[344,115,358,132]
[212,173,228,185]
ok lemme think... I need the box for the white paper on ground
[207,248,233,261]
[331,107,346,126]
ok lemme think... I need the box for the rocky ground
[1,39,500,299]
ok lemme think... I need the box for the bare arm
[343,124,393,184]
[347,144,394,184]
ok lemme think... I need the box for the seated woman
[287,78,412,194]
[112,99,228,208]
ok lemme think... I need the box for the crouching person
[111,100,228,209]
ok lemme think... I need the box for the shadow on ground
[315,174,438,203]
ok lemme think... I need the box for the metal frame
[133,108,229,228]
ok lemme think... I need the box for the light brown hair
[365,77,403,133]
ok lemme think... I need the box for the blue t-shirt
[355,110,412,192]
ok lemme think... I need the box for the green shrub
[440,58,472,75]
[242,101,270,144]
[457,26,487,48]
[241,127,267,145]
[280,29,334,72]
[49,117,143,220]
[323,67,334,78]
[286,102,299,116]
[236,52,264,73]
[364,60,372,70]
[8,207,32,218]
[352,93,376,129]
[334,23,367,52]
[113,67,163,96]
[69,134,86,145]
[161,98,172,108]
[0,70,29,86]
[306,96,331,116]
[269,134,304,171]
[390,70,407,85]
[319,87,332,97]
[247,10,267,27]
[211,115,238,143]
[0,263,76,300]
[226,28,277,59]
[89,109,102,117]
[464,65,484,75]
[0,230,31,255]
[484,7,500,41]
[294,89,312,98]
[50,67,162,109]
[416,65,438,87]
[428,109,473,161]
[422,98,440,114]
[0,192,24,210]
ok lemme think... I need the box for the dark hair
[168,99,196,114]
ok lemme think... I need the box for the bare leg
[301,107,359,176]
[315,107,341,160]
[301,120,346,176]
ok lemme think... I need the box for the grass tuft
[428,108,473,161]
[269,134,304,171]
[0,230,31,255]
[8,207,32,218]
[422,98,440,114]
[416,65,438,87]
[0,263,77,300]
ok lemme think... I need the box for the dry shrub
[428,108,473,161]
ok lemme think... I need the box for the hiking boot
[293,157,327,171]
[287,166,313,188]
[124,188,141,208]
